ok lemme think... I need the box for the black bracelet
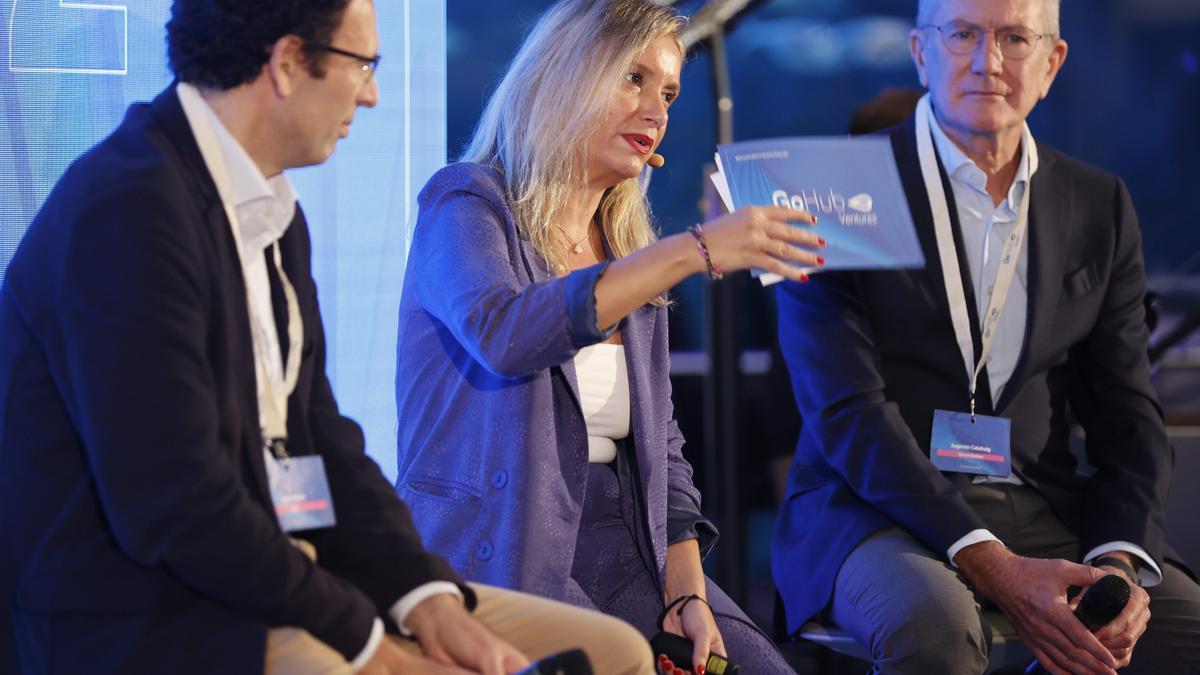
[656,593,713,631]
[687,224,723,281]
[1093,556,1140,585]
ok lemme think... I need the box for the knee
[580,614,654,675]
[870,596,989,674]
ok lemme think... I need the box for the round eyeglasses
[310,42,381,82]
[921,21,1050,60]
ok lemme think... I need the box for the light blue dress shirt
[928,112,1031,407]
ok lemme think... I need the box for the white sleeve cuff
[349,618,384,672]
[947,529,1003,567]
[1083,541,1164,587]
[388,581,465,636]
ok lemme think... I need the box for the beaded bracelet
[687,224,723,280]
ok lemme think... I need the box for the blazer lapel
[517,235,585,413]
[997,152,1071,412]
[892,120,947,313]
[891,120,992,409]
[155,85,274,503]
[617,306,652,459]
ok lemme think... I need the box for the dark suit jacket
[772,116,1173,633]
[0,86,465,674]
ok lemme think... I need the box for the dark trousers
[829,482,1200,674]
[565,462,796,674]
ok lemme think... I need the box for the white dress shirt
[927,105,1162,586]
[175,83,463,669]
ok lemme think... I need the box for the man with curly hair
[0,1,653,673]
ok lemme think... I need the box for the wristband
[1093,556,1139,585]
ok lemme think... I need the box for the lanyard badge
[250,245,336,531]
[264,451,337,532]
[915,94,1034,478]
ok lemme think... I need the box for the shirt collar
[926,102,1037,209]
[176,82,297,255]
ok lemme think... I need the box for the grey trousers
[830,482,1200,674]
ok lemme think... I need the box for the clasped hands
[956,541,1151,675]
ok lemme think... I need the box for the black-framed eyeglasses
[310,42,381,81]
[920,21,1050,60]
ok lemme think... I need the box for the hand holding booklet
[711,136,925,285]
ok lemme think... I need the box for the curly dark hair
[167,0,353,90]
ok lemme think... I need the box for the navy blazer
[395,163,714,601]
[772,117,1174,633]
[0,87,464,674]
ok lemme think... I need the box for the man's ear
[1039,38,1069,100]
[909,29,930,88]
[265,34,306,98]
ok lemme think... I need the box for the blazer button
[490,470,508,489]
[476,540,494,561]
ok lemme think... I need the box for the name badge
[930,409,1012,478]
[265,455,337,532]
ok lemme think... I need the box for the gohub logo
[772,189,878,226]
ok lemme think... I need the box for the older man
[772,0,1200,673]
[0,1,653,673]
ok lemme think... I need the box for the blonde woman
[395,1,819,671]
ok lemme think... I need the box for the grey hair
[917,0,1061,36]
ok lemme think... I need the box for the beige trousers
[264,582,654,675]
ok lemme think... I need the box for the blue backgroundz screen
[1,0,447,480]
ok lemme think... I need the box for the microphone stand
[702,21,745,604]
[683,0,763,605]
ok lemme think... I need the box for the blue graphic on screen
[717,136,925,271]
[1,1,446,481]
[2,0,172,279]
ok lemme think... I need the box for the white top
[573,343,631,463]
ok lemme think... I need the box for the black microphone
[515,648,593,675]
[1026,574,1131,674]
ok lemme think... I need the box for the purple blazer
[395,163,714,600]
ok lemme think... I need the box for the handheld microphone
[1025,574,1131,674]
[651,631,738,674]
[648,153,665,168]
[515,648,593,675]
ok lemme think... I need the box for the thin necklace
[555,223,592,254]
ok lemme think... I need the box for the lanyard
[914,94,1032,418]
[248,242,303,450]
[179,84,303,454]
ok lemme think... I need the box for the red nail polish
[816,256,826,265]
[812,215,819,224]
[818,237,827,247]
[696,665,707,675]
[800,273,810,283]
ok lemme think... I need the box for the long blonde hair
[460,0,685,278]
